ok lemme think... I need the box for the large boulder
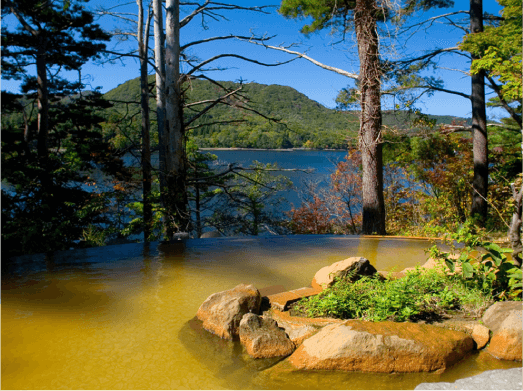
[196,284,261,339]
[287,320,474,373]
[239,313,295,358]
[482,301,522,361]
[311,257,377,291]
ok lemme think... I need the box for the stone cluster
[195,256,522,373]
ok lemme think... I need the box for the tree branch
[485,75,522,129]
[184,86,243,126]
[9,4,38,37]
[181,34,274,51]
[185,53,298,77]
[243,39,359,80]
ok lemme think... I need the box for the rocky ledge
[195,256,522,373]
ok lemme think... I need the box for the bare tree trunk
[165,0,189,237]
[153,0,167,217]
[36,46,49,159]
[509,183,522,268]
[355,0,385,235]
[470,0,488,224]
[138,0,153,241]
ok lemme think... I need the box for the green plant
[429,222,521,300]
[81,225,108,247]
[292,268,491,322]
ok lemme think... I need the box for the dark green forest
[102,76,472,150]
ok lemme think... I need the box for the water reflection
[2,235,520,390]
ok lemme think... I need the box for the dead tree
[509,183,523,268]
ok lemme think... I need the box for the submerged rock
[482,301,522,361]
[287,320,474,373]
[239,313,295,358]
[311,257,377,291]
[196,284,261,339]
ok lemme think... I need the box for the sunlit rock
[432,320,490,349]
[239,313,295,358]
[266,286,321,311]
[311,257,377,291]
[287,320,474,373]
[482,301,522,361]
[196,284,261,339]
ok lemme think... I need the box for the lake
[122,149,350,218]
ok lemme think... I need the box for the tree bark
[153,0,167,214]
[165,0,189,237]
[138,0,152,241]
[509,183,522,268]
[469,0,488,224]
[36,44,49,159]
[355,0,385,235]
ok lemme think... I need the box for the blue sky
[2,0,506,120]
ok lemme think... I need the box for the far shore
[198,148,345,151]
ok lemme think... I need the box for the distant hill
[103,76,471,150]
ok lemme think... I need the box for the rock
[266,286,321,311]
[268,308,343,346]
[172,232,190,240]
[239,313,295,358]
[200,230,221,238]
[415,367,523,390]
[287,320,474,373]
[482,301,522,333]
[311,257,377,291]
[393,257,453,279]
[433,320,490,349]
[196,284,262,339]
[482,301,522,361]
[271,319,318,347]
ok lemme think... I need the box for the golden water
[2,235,520,390]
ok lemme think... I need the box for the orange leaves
[113,183,126,192]
[287,196,333,234]
[287,150,362,234]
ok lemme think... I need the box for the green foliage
[104,77,358,150]
[81,225,108,247]
[1,0,110,81]
[429,222,522,300]
[383,123,520,237]
[101,76,464,151]
[292,268,491,322]
[460,0,522,102]
[279,0,357,35]
[1,92,130,256]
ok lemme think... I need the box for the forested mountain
[103,76,471,150]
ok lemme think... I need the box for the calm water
[2,236,520,390]
[122,149,349,210]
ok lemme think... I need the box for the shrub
[291,268,492,322]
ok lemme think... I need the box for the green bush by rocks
[291,268,492,322]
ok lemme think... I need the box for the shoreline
[198,147,345,151]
